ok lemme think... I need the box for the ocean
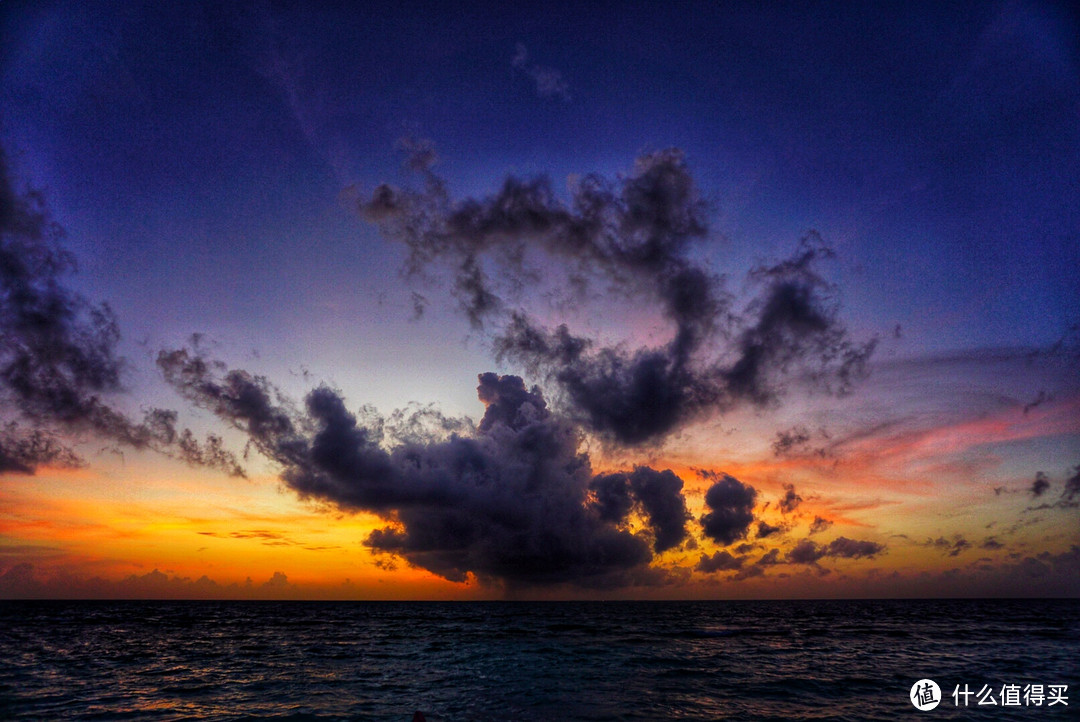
[0,599,1076,720]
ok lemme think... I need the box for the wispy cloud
[357,146,874,446]
[0,147,244,477]
[512,43,570,101]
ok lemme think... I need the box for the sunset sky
[1,1,1077,599]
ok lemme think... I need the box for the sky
[0,0,1077,600]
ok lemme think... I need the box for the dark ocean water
[0,599,1076,721]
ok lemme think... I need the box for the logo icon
[911,679,941,711]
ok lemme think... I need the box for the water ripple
[0,599,1076,720]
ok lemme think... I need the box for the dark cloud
[773,425,829,459]
[474,372,545,433]
[695,551,745,573]
[721,547,781,581]
[726,547,779,581]
[1,148,122,441]
[0,147,243,477]
[731,564,765,582]
[1030,471,1050,497]
[1024,464,1080,511]
[1063,465,1080,502]
[495,310,723,446]
[787,536,886,564]
[0,423,82,474]
[777,482,802,514]
[198,529,342,551]
[698,471,757,546]
[926,535,971,557]
[787,539,823,565]
[981,537,1004,551]
[824,537,886,559]
[808,516,833,535]
[947,538,970,557]
[358,148,874,446]
[722,236,876,405]
[590,466,690,552]
[772,426,811,456]
[756,548,781,566]
[0,564,300,600]
[159,348,693,588]
[756,520,784,539]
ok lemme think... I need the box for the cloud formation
[158,348,693,588]
[589,466,690,553]
[925,535,971,557]
[756,520,784,539]
[1030,471,1050,497]
[698,471,757,546]
[777,482,802,514]
[358,148,874,446]
[0,423,82,474]
[695,550,745,573]
[0,147,243,476]
[786,536,886,565]
[1025,463,1080,511]
[772,426,812,456]
[0,563,299,600]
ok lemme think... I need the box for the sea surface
[0,599,1077,721]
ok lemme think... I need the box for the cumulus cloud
[695,550,745,573]
[590,466,690,552]
[698,471,757,545]
[357,147,874,446]
[925,535,971,557]
[726,547,782,581]
[0,147,243,477]
[786,539,823,565]
[808,516,833,534]
[261,571,291,591]
[824,537,887,559]
[158,348,693,589]
[786,536,886,564]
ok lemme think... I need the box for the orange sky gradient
[3,357,1077,600]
